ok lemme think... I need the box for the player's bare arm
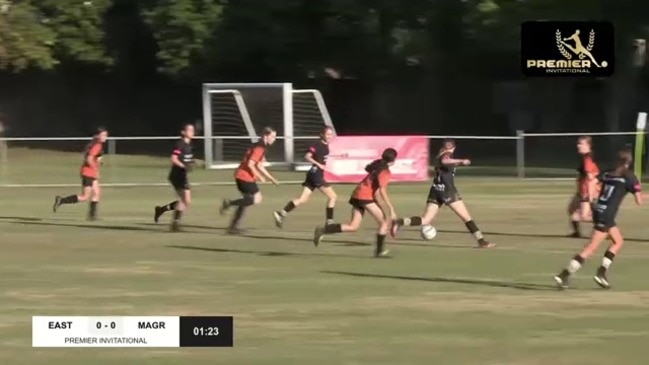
[377,187,396,219]
[634,192,643,205]
[441,156,470,166]
[257,161,278,185]
[246,158,265,182]
[587,175,598,201]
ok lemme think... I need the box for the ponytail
[86,127,106,150]
[365,148,398,174]
[365,159,387,173]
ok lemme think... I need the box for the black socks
[229,194,255,208]
[324,223,343,234]
[570,220,580,235]
[465,220,486,244]
[376,234,387,254]
[230,205,246,228]
[280,201,296,216]
[88,201,98,219]
[162,201,178,212]
[60,195,79,205]
[326,207,334,221]
[396,216,422,226]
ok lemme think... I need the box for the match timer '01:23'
[179,316,233,347]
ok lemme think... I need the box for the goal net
[202,83,336,169]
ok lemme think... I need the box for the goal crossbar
[202,83,342,170]
[292,89,336,134]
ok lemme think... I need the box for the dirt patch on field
[84,266,171,275]
[4,290,60,300]
[525,328,649,346]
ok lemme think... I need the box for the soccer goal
[202,83,336,170]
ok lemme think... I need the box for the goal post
[202,82,336,170]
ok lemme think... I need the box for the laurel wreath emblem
[556,29,572,59]
[579,29,596,59]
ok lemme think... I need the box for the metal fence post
[516,130,525,178]
[0,138,6,183]
[107,139,116,183]
[108,138,116,155]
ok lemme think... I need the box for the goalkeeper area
[2,149,649,364]
[202,83,336,170]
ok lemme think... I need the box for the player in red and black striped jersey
[554,149,643,289]
[313,148,398,257]
[219,127,279,234]
[567,136,600,237]
[390,139,494,248]
[153,123,195,231]
[273,126,337,228]
[53,127,108,220]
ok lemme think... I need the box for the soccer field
[2,153,649,364]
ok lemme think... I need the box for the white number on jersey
[600,185,615,202]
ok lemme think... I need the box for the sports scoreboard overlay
[32,316,233,348]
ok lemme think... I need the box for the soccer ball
[420,225,437,240]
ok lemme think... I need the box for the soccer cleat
[567,232,581,238]
[227,227,246,235]
[219,199,229,216]
[593,268,610,289]
[53,196,61,213]
[478,241,496,248]
[390,220,400,238]
[273,211,284,229]
[313,227,325,247]
[374,247,390,258]
[325,218,334,226]
[553,274,569,289]
[154,206,164,223]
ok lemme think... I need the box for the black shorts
[169,173,190,191]
[236,179,260,195]
[348,198,376,214]
[81,176,96,188]
[593,208,616,232]
[427,183,461,206]
[302,172,329,191]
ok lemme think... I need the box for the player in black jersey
[273,127,337,227]
[554,149,643,289]
[153,123,195,231]
[390,139,494,248]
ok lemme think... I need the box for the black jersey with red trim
[170,139,193,175]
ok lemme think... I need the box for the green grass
[2,150,649,364]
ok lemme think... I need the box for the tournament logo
[521,21,614,77]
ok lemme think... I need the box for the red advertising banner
[324,136,429,183]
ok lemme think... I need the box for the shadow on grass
[337,241,481,249]
[8,220,158,232]
[399,228,649,243]
[138,223,230,230]
[168,244,376,260]
[322,270,558,291]
[0,216,43,222]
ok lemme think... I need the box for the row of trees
[2,0,647,79]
